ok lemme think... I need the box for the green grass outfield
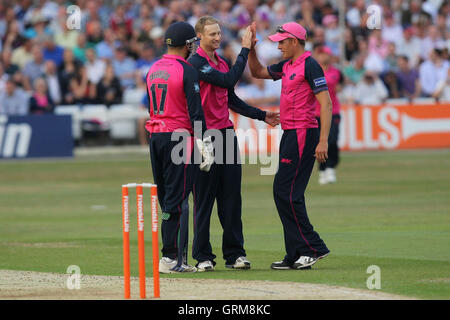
[0,149,449,299]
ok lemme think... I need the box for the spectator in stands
[112,46,136,89]
[271,1,294,27]
[54,17,79,50]
[322,14,341,56]
[23,45,46,91]
[86,20,104,47]
[94,63,122,107]
[73,33,90,63]
[11,37,34,70]
[346,0,365,28]
[29,77,54,114]
[2,20,27,51]
[82,0,110,31]
[23,13,52,41]
[43,60,62,105]
[0,78,29,115]
[382,71,401,99]
[133,3,152,32]
[136,43,157,78]
[67,65,95,105]
[85,48,106,86]
[353,71,388,105]
[343,27,358,62]
[59,49,80,104]
[343,53,366,84]
[396,27,422,69]
[96,28,120,61]
[42,34,64,68]
[419,48,449,98]
[383,42,398,73]
[368,29,389,59]
[1,47,19,78]
[149,26,166,57]
[382,10,404,44]
[396,55,420,101]
[161,0,186,30]
[110,4,134,38]
[214,0,239,41]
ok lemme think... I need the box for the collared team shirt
[267,51,328,130]
[192,46,234,130]
[144,54,206,135]
[189,46,266,130]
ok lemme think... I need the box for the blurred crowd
[0,0,449,118]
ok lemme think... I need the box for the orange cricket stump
[150,185,160,298]
[136,185,146,299]
[122,185,130,299]
[122,183,160,299]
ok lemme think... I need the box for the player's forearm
[248,49,269,79]
[318,94,332,142]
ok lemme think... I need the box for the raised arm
[188,27,253,88]
[248,48,272,79]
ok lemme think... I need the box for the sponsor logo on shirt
[200,65,213,74]
[314,77,327,87]
[281,158,292,164]
[194,83,200,93]
[289,73,296,80]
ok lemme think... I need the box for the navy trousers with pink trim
[273,128,329,264]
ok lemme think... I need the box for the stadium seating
[123,88,146,106]
[386,98,410,105]
[54,105,82,140]
[109,104,141,140]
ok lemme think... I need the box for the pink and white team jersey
[145,54,206,134]
[188,46,266,130]
[313,65,342,117]
[267,51,329,130]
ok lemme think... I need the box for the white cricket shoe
[225,256,251,269]
[197,260,214,272]
[325,168,337,183]
[318,171,329,185]
[159,257,177,274]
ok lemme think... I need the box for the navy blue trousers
[273,128,329,264]
[149,132,195,263]
[192,128,246,265]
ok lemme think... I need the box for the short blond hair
[195,16,220,34]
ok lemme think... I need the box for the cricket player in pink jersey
[313,46,343,185]
[249,22,331,269]
[145,22,213,273]
[188,16,280,272]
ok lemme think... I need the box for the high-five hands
[250,22,258,49]
[242,26,253,49]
